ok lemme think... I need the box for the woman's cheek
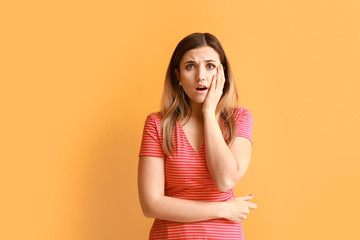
[182,71,193,79]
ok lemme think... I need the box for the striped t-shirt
[139,107,253,240]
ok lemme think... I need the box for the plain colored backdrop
[1,0,359,239]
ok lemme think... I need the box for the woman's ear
[175,68,180,81]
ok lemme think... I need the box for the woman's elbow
[215,174,244,192]
[139,196,162,218]
[142,208,154,218]
[140,203,155,218]
[215,180,235,192]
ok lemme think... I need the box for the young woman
[138,33,257,239]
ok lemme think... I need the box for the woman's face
[176,46,221,105]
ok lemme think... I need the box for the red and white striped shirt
[139,107,253,240]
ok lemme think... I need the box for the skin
[138,46,257,223]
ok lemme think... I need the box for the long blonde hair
[160,33,239,155]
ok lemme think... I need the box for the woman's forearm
[138,155,227,223]
[143,195,226,222]
[203,112,239,191]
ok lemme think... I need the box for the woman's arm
[138,155,223,222]
[203,114,252,192]
[138,155,256,222]
[202,64,253,192]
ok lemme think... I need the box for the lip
[195,84,208,89]
[195,85,208,94]
[195,89,208,93]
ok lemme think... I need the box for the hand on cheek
[202,64,225,115]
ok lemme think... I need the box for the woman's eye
[207,64,215,69]
[185,64,194,70]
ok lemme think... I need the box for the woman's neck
[189,101,204,121]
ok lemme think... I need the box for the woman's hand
[222,195,258,222]
[202,64,225,115]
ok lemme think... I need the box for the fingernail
[249,194,253,197]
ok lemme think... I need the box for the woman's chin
[189,98,205,106]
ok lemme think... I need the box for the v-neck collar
[177,120,205,154]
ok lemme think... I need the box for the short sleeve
[234,107,253,144]
[139,113,165,158]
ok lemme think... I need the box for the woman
[138,32,257,239]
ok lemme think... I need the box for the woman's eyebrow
[184,59,216,64]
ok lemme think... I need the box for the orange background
[1,0,359,239]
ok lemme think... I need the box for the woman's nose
[196,66,206,82]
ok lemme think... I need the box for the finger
[210,71,217,91]
[248,202,258,210]
[236,195,253,201]
[244,208,250,214]
[216,65,221,90]
[217,64,224,93]
[214,66,219,89]
[220,64,226,87]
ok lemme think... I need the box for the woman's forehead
[181,46,220,62]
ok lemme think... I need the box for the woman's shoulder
[232,106,252,119]
[146,111,162,121]
[144,111,163,128]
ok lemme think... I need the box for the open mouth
[196,87,208,91]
